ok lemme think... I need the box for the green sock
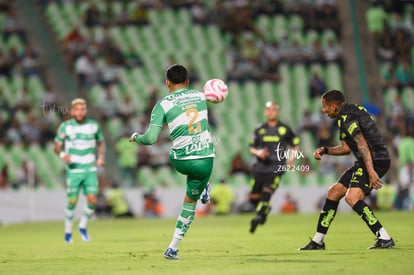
[169,202,197,250]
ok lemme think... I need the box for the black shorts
[338,159,391,195]
[250,172,282,194]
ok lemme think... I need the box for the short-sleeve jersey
[337,104,389,161]
[54,118,104,172]
[249,121,300,173]
[149,88,215,160]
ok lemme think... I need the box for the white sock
[313,232,326,244]
[377,227,391,240]
[168,233,182,251]
[79,205,95,229]
[64,208,74,233]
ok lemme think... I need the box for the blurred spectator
[6,118,22,145]
[191,1,211,25]
[395,163,413,210]
[227,58,261,82]
[261,41,282,67]
[309,70,327,99]
[98,84,119,119]
[63,25,86,61]
[376,35,395,63]
[185,55,199,83]
[143,191,164,217]
[240,35,262,64]
[124,46,143,68]
[0,164,9,189]
[105,41,126,67]
[147,138,170,168]
[20,114,41,144]
[115,132,138,186]
[0,49,13,78]
[129,2,150,26]
[19,45,41,77]
[105,183,135,218]
[286,40,307,64]
[299,109,318,136]
[394,61,413,90]
[98,55,120,86]
[137,146,152,167]
[366,2,389,44]
[393,29,411,62]
[322,38,343,66]
[387,94,405,131]
[229,151,250,177]
[381,65,397,89]
[13,160,38,189]
[75,52,98,88]
[118,95,136,122]
[83,3,101,28]
[316,121,333,148]
[40,82,58,110]
[308,39,325,64]
[16,85,31,110]
[280,193,298,213]
[397,130,414,166]
[210,179,235,215]
[376,182,396,211]
[2,9,26,42]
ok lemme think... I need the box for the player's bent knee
[327,183,346,201]
[86,196,97,205]
[67,197,78,209]
[344,195,357,207]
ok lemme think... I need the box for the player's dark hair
[165,64,188,84]
[322,89,345,103]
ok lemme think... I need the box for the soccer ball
[203,79,229,103]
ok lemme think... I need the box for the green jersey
[55,118,104,173]
[150,88,215,160]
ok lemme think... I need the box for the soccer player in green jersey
[130,64,214,260]
[54,98,106,243]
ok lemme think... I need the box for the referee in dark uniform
[299,89,394,250]
[249,101,300,233]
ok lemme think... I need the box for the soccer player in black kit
[299,90,394,250]
[249,101,300,233]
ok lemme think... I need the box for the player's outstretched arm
[130,125,162,145]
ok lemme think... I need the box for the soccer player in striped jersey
[130,64,214,260]
[54,98,106,243]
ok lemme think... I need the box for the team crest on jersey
[278,126,286,136]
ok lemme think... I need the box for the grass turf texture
[1,212,413,275]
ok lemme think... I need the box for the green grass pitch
[1,211,413,275]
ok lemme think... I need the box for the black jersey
[337,104,390,162]
[250,121,300,173]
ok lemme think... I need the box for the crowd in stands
[366,0,414,210]
[0,2,57,149]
